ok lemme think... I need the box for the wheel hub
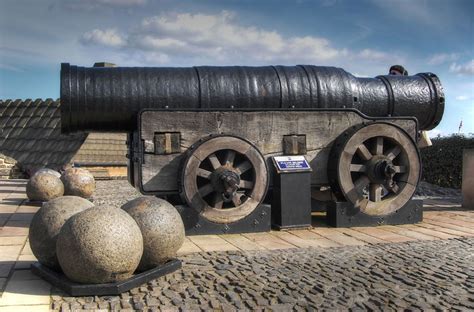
[210,167,241,202]
[366,156,400,194]
[367,156,396,184]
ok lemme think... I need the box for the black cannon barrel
[60,63,444,133]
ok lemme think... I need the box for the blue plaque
[273,156,311,172]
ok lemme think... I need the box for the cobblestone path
[52,237,474,311]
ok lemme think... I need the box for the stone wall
[462,149,474,209]
[0,153,24,179]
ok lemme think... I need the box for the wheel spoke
[357,144,372,161]
[198,183,214,197]
[207,153,221,170]
[369,183,383,202]
[236,161,252,175]
[239,180,254,189]
[223,150,236,166]
[212,193,223,209]
[375,137,383,155]
[394,166,407,173]
[354,175,370,193]
[385,146,401,161]
[197,168,212,179]
[388,182,400,194]
[232,193,242,207]
[350,164,366,172]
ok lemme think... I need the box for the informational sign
[272,155,311,172]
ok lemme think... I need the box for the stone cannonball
[26,171,64,202]
[122,196,185,271]
[60,168,96,198]
[35,168,61,178]
[56,206,143,284]
[28,196,94,270]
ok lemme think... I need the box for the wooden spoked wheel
[328,123,420,216]
[180,136,268,224]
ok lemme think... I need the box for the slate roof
[0,99,127,175]
[73,133,127,166]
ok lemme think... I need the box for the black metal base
[272,172,312,231]
[176,204,271,235]
[31,259,182,296]
[326,199,423,227]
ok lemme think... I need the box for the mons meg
[60,63,444,234]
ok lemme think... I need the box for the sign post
[271,155,312,230]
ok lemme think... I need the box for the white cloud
[96,0,146,5]
[449,60,474,75]
[0,63,24,72]
[140,51,170,64]
[79,11,398,67]
[370,0,444,29]
[133,36,187,51]
[456,95,469,101]
[358,49,394,62]
[62,0,147,10]
[427,53,459,65]
[135,12,343,63]
[81,29,125,47]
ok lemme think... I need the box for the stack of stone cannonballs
[56,205,144,283]
[60,168,96,199]
[29,196,94,270]
[26,167,96,202]
[122,197,185,272]
[26,169,64,202]
[29,195,185,284]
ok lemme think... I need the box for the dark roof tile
[1,99,127,171]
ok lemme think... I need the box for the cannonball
[122,196,185,271]
[61,168,95,198]
[26,171,64,202]
[35,168,61,178]
[56,206,143,284]
[28,196,94,270]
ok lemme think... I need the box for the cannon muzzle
[60,63,444,133]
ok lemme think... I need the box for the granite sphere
[26,171,64,202]
[61,168,95,198]
[35,168,61,178]
[122,196,185,271]
[28,196,94,270]
[56,206,143,284]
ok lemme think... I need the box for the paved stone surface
[1,179,473,311]
[90,179,141,207]
[50,237,474,311]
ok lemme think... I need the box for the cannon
[60,63,444,233]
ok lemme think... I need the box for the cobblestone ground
[92,180,462,207]
[49,180,472,311]
[51,237,474,311]
[90,179,141,208]
[92,179,463,208]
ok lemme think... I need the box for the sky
[0,0,472,136]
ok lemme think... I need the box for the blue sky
[0,0,472,136]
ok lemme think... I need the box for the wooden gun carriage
[60,63,444,233]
